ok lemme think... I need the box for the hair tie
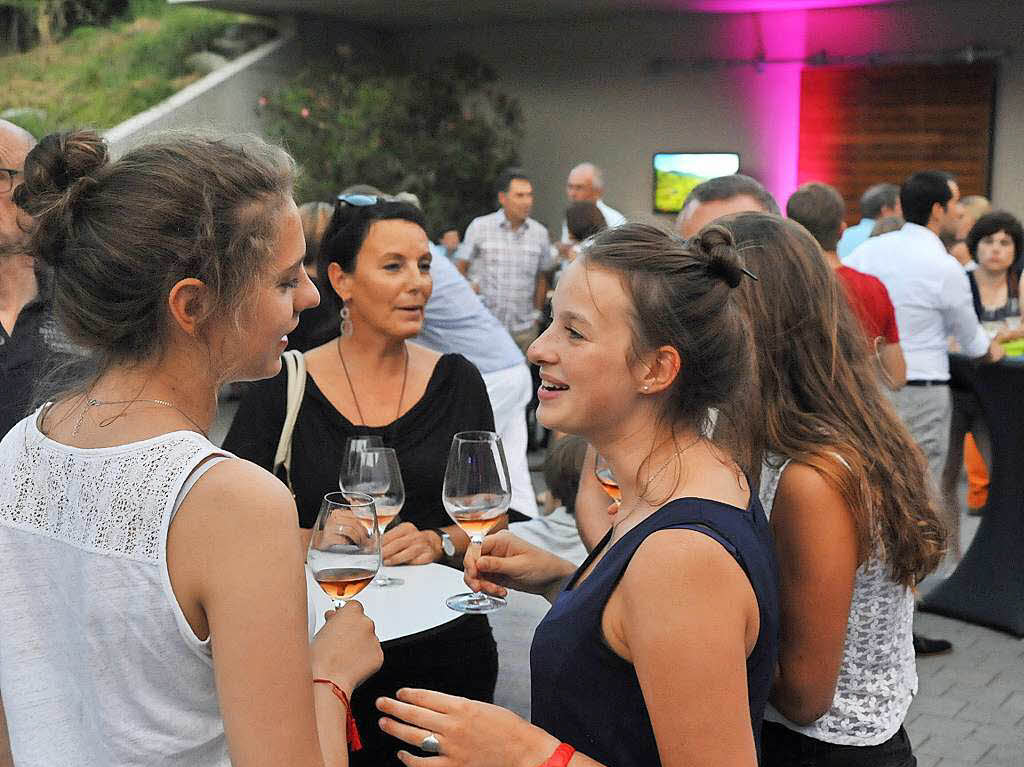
[65,175,98,211]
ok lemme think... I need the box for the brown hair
[15,130,294,380]
[582,223,753,485]
[869,216,904,237]
[543,435,589,516]
[786,182,846,252]
[298,201,334,269]
[565,201,607,242]
[720,212,946,585]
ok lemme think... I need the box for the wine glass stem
[469,534,487,604]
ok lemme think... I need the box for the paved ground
[213,405,1023,765]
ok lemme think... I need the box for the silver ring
[420,733,442,754]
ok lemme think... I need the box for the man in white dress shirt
[846,171,1003,556]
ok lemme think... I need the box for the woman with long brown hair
[719,212,947,766]
[0,130,381,766]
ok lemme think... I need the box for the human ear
[637,345,681,395]
[167,278,209,337]
[327,261,354,303]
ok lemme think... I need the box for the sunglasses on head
[336,193,382,208]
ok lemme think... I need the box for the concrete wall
[386,0,1024,233]
[110,1,1024,234]
[104,28,300,157]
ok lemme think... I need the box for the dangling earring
[340,303,353,338]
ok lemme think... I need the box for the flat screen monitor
[653,152,741,214]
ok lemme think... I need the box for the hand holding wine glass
[442,431,512,613]
[464,530,576,603]
[310,600,384,697]
[307,492,381,609]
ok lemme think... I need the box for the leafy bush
[261,49,523,238]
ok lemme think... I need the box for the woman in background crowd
[721,212,947,767]
[0,130,380,766]
[942,210,1024,522]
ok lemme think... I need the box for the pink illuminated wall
[736,11,807,208]
[686,0,904,11]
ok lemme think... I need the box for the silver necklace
[73,397,208,437]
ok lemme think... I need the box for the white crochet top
[759,454,918,746]
[0,410,232,766]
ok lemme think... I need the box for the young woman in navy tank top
[377,224,780,767]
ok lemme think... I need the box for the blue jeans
[762,722,916,767]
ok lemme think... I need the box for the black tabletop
[920,354,1024,637]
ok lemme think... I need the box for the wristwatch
[429,528,456,558]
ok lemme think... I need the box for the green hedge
[1,1,256,136]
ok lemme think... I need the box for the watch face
[440,532,456,556]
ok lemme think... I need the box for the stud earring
[643,385,649,391]
[339,303,353,337]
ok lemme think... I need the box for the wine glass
[340,435,384,487]
[594,453,621,504]
[442,430,512,613]
[307,492,381,609]
[343,447,405,587]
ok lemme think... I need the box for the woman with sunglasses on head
[718,213,947,766]
[375,223,779,767]
[0,130,382,766]
[223,192,502,767]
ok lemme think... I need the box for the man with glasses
[0,119,44,439]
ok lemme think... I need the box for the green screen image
[653,153,741,214]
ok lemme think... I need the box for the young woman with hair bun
[0,129,382,766]
[719,212,947,767]
[375,223,780,767]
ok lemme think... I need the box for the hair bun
[16,130,108,212]
[694,224,745,289]
[14,130,109,269]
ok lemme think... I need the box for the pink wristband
[536,742,575,767]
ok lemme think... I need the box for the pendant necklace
[337,337,409,426]
[73,397,208,438]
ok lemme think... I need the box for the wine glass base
[445,591,506,613]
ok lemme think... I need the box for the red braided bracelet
[313,678,362,750]
[536,742,575,767]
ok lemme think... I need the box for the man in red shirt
[787,182,907,390]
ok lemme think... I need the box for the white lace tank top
[759,454,917,746]
[0,410,232,766]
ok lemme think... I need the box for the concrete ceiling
[170,0,908,28]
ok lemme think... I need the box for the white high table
[306,562,471,643]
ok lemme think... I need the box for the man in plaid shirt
[457,168,552,353]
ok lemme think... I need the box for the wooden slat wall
[798,62,996,224]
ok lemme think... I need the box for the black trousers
[349,615,498,767]
[762,722,916,767]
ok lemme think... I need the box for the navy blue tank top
[530,495,779,767]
